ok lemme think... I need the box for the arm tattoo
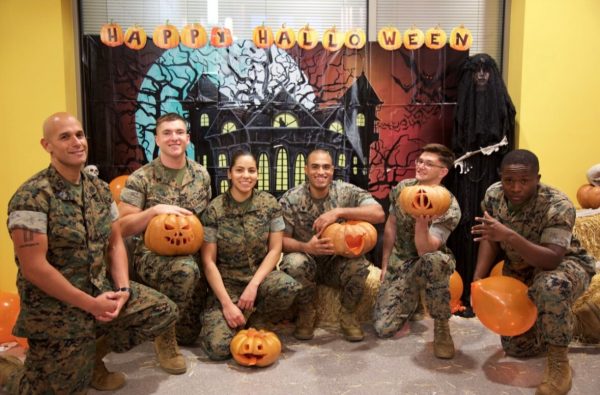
[19,230,39,248]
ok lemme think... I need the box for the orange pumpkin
[153,22,180,49]
[297,24,318,50]
[100,22,124,47]
[144,214,203,256]
[449,271,465,313]
[124,25,147,50]
[489,260,504,277]
[377,27,402,51]
[322,26,344,52]
[344,28,366,50]
[321,221,377,258]
[109,175,129,204]
[210,26,233,48]
[180,23,207,48]
[403,26,425,50]
[449,24,473,51]
[398,185,452,217]
[425,25,447,50]
[577,184,600,209]
[253,24,273,49]
[275,24,296,49]
[230,328,281,367]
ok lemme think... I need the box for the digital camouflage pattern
[199,190,300,359]
[374,179,461,337]
[120,157,211,341]
[279,180,380,312]
[5,166,177,394]
[483,182,595,354]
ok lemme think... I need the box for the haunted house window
[218,153,228,168]
[222,121,236,134]
[273,113,299,128]
[219,179,229,194]
[352,156,359,175]
[338,153,346,168]
[200,113,209,127]
[294,153,306,186]
[276,148,289,191]
[202,155,208,167]
[357,113,365,127]
[329,121,343,134]
[258,153,270,191]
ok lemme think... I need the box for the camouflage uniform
[120,157,211,344]
[374,179,461,337]
[279,181,380,314]
[482,182,595,357]
[5,166,177,395]
[199,190,300,360]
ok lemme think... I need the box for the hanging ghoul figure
[445,54,516,311]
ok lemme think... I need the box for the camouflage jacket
[120,157,211,253]
[202,190,284,286]
[482,181,596,277]
[389,179,461,261]
[7,166,118,339]
[279,180,380,243]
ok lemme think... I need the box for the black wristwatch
[115,287,133,296]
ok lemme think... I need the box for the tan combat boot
[340,307,364,342]
[536,345,572,395]
[0,355,22,387]
[91,336,126,391]
[294,304,316,340]
[572,300,600,344]
[154,326,187,374]
[433,319,455,359]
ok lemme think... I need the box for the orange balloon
[109,175,129,204]
[471,276,538,336]
[490,260,504,277]
[449,271,465,313]
[15,336,28,349]
[0,292,20,343]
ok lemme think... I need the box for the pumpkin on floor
[321,220,377,258]
[144,214,203,256]
[230,328,281,367]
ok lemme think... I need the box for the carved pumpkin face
[403,26,425,50]
[124,25,147,50]
[322,26,344,52]
[577,184,600,209]
[425,26,447,50]
[450,25,473,51]
[230,328,281,367]
[100,22,124,47]
[153,22,180,49]
[275,24,296,49]
[210,27,233,48]
[344,28,366,50]
[377,27,402,51]
[297,25,318,50]
[253,24,274,48]
[321,221,377,258]
[398,185,451,217]
[144,214,203,256]
[181,23,207,49]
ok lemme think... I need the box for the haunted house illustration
[184,72,382,197]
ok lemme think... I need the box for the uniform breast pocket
[47,205,86,247]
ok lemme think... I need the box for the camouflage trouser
[200,271,300,360]
[5,281,177,395]
[134,249,201,341]
[373,251,455,338]
[501,259,590,357]
[279,252,370,312]
[176,275,209,345]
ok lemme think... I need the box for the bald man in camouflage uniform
[374,144,460,359]
[472,149,597,395]
[118,113,211,374]
[279,149,385,342]
[199,187,300,360]
[0,112,177,394]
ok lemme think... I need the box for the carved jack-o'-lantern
[398,185,452,217]
[253,24,274,49]
[403,26,425,50]
[275,24,296,49]
[124,25,147,50]
[230,328,281,367]
[344,28,366,50]
[577,184,600,209]
[210,26,233,48]
[449,24,473,51]
[180,23,207,49]
[322,26,344,52]
[297,24,318,50]
[377,27,402,51]
[425,25,447,50]
[144,214,203,256]
[153,22,180,49]
[321,221,377,258]
[100,22,124,47]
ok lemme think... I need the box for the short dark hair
[422,143,455,169]
[155,113,188,131]
[229,150,257,170]
[500,149,539,174]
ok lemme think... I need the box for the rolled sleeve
[204,226,218,243]
[270,216,285,232]
[541,227,572,248]
[8,210,47,234]
[110,202,119,221]
[120,187,145,208]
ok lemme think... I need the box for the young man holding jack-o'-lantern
[472,149,597,395]
[373,143,461,359]
[279,149,385,342]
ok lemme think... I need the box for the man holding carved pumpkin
[374,143,461,360]
[279,149,385,342]
[118,112,212,374]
